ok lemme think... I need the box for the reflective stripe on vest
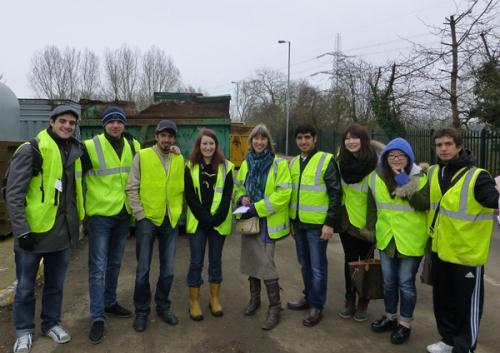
[186,160,234,235]
[430,166,494,266]
[341,177,369,229]
[84,134,139,216]
[25,130,84,233]
[139,148,184,227]
[369,171,428,257]
[290,152,333,224]
[234,157,291,239]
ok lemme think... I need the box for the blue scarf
[244,148,274,202]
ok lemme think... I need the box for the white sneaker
[44,325,71,344]
[426,341,453,353]
[13,333,32,353]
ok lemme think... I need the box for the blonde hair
[248,124,276,154]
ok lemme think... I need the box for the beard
[158,142,171,153]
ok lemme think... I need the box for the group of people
[4,104,499,353]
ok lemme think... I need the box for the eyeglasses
[387,154,406,161]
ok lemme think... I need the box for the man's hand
[170,145,181,155]
[320,225,334,241]
[18,233,35,251]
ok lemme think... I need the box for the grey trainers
[43,325,71,344]
[338,301,355,319]
[13,333,32,353]
[353,307,368,322]
[353,299,369,322]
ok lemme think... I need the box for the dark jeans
[339,232,373,299]
[13,248,71,337]
[133,217,177,317]
[87,214,130,321]
[432,253,484,353]
[187,228,226,287]
[294,227,328,310]
[379,251,421,322]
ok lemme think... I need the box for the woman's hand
[241,196,251,206]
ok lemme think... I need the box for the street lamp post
[231,81,240,121]
[278,40,291,156]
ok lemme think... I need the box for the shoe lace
[16,334,32,349]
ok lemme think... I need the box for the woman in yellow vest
[234,124,292,331]
[363,137,429,345]
[184,129,234,321]
[337,124,380,322]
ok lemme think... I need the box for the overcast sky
[1,0,467,99]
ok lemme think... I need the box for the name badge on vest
[55,179,63,192]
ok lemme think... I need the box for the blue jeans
[133,217,177,316]
[379,251,422,322]
[294,227,328,310]
[13,248,70,337]
[187,228,226,287]
[87,214,130,321]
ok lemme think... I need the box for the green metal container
[78,118,231,159]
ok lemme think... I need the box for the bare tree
[102,44,140,101]
[28,45,86,100]
[412,0,499,127]
[139,46,181,105]
[79,49,100,99]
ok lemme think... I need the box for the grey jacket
[6,128,83,253]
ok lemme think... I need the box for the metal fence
[275,128,500,176]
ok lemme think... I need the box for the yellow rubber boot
[189,287,204,321]
[209,283,223,317]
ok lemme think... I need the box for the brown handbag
[236,217,260,235]
[348,247,384,300]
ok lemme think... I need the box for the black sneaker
[89,321,104,344]
[133,316,148,332]
[158,310,179,326]
[105,303,132,318]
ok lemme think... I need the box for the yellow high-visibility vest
[84,133,140,216]
[368,171,428,257]
[234,157,291,239]
[289,152,333,224]
[429,165,494,266]
[24,129,85,233]
[139,147,184,227]
[186,160,234,235]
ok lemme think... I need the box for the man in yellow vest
[5,105,84,353]
[126,120,184,332]
[287,124,342,327]
[81,106,140,344]
[426,128,499,353]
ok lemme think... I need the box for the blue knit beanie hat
[102,106,127,126]
[380,137,415,173]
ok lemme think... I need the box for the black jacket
[293,149,342,230]
[184,161,234,231]
[6,127,83,253]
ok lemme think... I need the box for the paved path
[1,227,500,353]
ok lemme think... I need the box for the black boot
[244,277,261,316]
[262,279,281,330]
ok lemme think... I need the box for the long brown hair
[189,129,225,170]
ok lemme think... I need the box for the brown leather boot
[244,277,261,316]
[188,287,204,321]
[262,279,281,330]
[209,283,223,317]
